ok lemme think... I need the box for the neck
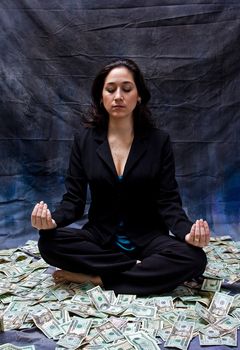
[108,118,134,137]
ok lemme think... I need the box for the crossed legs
[38,228,207,295]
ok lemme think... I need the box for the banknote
[200,314,240,339]
[57,334,85,349]
[32,308,64,339]
[116,294,137,305]
[107,339,135,349]
[195,302,217,324]
[199,328,237,346]
[164,320,195,350]
[201,278,222,292]
[208,292,234,317]
[122,302,156,318]
[127,331,159,350]
[52,283,73,301]
[87,285,111,311]
[154,296,174,312]
[71,294,91,305]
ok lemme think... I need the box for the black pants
[38,227,207,296]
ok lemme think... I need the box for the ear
[137,97,142,104]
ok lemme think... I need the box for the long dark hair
[84,58,154,129]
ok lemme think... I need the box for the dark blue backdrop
[0,0,239,249]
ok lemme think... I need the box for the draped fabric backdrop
[0,0,239,249]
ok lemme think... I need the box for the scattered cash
[0,236,240,349]
[0,345,35,350]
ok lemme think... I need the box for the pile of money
[0,236,239,349]
[0,345,35,350]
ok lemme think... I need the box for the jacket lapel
[93,126,150,178]
[94,128,117,177]
[124,129,149,177]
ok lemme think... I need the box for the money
[164,320,195,350]
[116,294,136,305]
[0,346,35,350]
[87,285,111,311]
[57,334,85,349]
[0,313,4,332]
[0,236,240,349]
[201,278,222,292]
[32,308,64,339]
[107,339,135,349]
[96,321,124,343]
[199,328,237,346]
[195,302,217,324]
[126,331,159,350]
[154,296,174,312]
[208,292,234,317]
[122,302,157,318]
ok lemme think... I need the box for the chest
[108,137,133,176]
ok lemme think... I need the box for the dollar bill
[201,278,222,292]
[107,339,135,349]
[116,294,137,305]
[87,285,111,311]
[200,315,240,338]
[32,308,64,339]
[71,294,91,305]
[51,283,73,301]
[195,302,217,324]
[199,328,237,346]
[208,292,234,317]
[122,302,156,318]
[57,334,85,349]
[164,320,195,350]
[126,331,159,350]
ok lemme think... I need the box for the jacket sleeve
[156,134,193,240]
[52,133,88,228]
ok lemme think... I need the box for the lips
[112,105,125,108]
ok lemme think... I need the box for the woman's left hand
[185,219,210,248]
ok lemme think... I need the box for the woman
[31,59,210,295]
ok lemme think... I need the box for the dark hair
[84,58,154,129]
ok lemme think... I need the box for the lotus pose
[31,58,210,295]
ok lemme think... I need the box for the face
[102,66,140,120]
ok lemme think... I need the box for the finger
[189,223,196,243]
[35,201,44,229]
[185,223,196,245]
[41,203,48,228]
[41,203,48,219]
[199,219,206,247]
[204,220,210,245]
[194,220,200,244]
[31,203,39,227]
[46,209,55,229]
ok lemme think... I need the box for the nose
[114,88,123,101]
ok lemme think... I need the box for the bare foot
[52,269,103,286]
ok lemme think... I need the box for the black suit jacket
[52,125,193,246]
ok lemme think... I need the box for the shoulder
[73,125,97,146]
[146,127,171,145]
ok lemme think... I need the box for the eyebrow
[105,81,134,85]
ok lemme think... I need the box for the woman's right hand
[31,201,57,230]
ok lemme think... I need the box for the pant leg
[38,227,137,275]
[102,234,207,295]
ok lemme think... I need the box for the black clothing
[38,125,207,295]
